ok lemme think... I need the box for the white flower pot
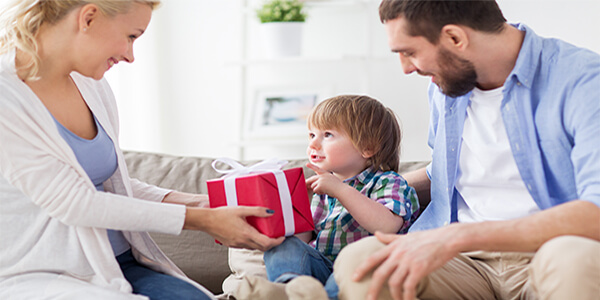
[259,22,304,58]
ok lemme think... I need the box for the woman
[0,1,283,299]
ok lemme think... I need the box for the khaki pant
[334,235,600,300]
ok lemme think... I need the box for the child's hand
[305,163,345,197]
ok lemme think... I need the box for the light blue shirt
[53,114,130,256]
[411,23,600,232]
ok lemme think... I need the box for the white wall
[3,0,594,162]
[105,0,599,163]
[106,0,245,159]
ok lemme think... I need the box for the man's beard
[435,47,478,97]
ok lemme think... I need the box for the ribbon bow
[211,158,296,236]
[211,157,289,178]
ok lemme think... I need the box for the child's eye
[308,133,315,139]
[324,132,333,138]
[129,35,138,41]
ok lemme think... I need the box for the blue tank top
[52,114,131,256]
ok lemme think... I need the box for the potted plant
[256,0,307,58]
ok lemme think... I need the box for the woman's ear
[440,24,469,51]
[78,4,100,32]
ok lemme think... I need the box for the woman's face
[75,3,153,80]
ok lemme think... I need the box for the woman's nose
[123,44,135,63]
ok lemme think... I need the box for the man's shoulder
[515,24,599,84]
[517,22,598,73]
[539,37,599,70]
[535,38,599,102]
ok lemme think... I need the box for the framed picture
[246,86,332,139]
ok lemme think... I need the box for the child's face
[307,126,370,180]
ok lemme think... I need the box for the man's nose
[399,54,416,74]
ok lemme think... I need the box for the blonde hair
[0,0,160,81]
[307,95,402,172]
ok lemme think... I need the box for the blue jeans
[264,236,339,299]
[117,250,211,300]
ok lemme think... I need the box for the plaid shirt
[308,168,419,261]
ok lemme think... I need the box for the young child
[236,95,419,300]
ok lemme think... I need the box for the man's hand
[185,206,284,251]
[353,227,460,300]
[305,163,345,197]
[352,200,600,300]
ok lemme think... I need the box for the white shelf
[235,0,382,160]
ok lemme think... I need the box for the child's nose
[308,138,320,149]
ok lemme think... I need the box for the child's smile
[309,153,325,163]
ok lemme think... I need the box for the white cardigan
[0,51,214,299]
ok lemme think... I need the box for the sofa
[123,150,430,298]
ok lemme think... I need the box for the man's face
[385,17,477,97]
[435,47,478,97]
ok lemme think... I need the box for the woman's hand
[184,206,284,251]
[163,191,210,207]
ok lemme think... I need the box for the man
[333,1,600,300]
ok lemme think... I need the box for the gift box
[207,158,314,238]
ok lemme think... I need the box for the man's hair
[307,95,401,172]
[379,0,506,44]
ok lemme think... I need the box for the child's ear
[362,150,375,159]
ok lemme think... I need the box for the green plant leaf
[256,0,307,23]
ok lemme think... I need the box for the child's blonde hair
[0,0,160,81]
[307,95,401,172]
